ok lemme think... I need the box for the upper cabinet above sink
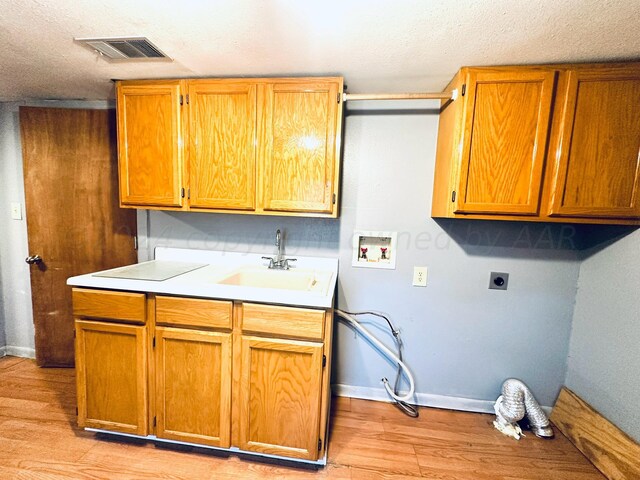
[116,77,344,218]
[432,62,640,225]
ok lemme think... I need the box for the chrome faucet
[262,229,297,270]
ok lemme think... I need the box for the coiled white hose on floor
[335,309,415,403]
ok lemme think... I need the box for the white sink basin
[219,267,332,294]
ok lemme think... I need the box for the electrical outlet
[10,202,22,220]
[412,266,428,287]
[489,272,509,290]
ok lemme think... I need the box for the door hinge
[152,336,156,348]
[451,191,456,203]
[337,92,341,104]
[179,95,183,106]
[461,84,466,96]
[153,416,157,427]
[318,438,322,451]
[332,193,336,205]
[181,187,185,198]
[133,235,138,251]
[322,355,327,368]
[186,94,190,104]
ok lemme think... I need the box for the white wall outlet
[412,266,428,287]
[10,202,22,220]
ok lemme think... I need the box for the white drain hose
[335,309,415,403]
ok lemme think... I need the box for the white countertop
[67,247,338,308]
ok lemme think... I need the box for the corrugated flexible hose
[494,378,554,439]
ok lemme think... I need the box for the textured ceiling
[1,0,639,101]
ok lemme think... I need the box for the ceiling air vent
[75,37,171,60]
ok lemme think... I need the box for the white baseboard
[1,346,36,359]
[332,384,552,415]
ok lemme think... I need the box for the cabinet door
[261,80,341,215]
[455,69,556,215]
[117,82,184,207]
[187,81,257,210]
[549,67,640,218]
[75,320,148,435]
[238,335,323,460]
[155,327,231,447]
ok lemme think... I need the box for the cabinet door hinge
[451,191,456,203]
[187,188,191,200]
[181,187,185,198]
[461,84,466,96]
[152,336,156,348]
[76,407,78,416]
[186,94,190,104]
[322,355,327,368]
[318,438,322,451]
[153,416,157,427]
[179,95,183,106]
[133,235,138,251]
[73,330,76,339]
[337,92,341,104]
[332,193,336,205]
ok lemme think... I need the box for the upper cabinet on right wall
[432,63,640,225]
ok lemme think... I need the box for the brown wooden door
[238,335,323,460]
[187,81,257,210]
[75,319,148,435]
[260,80,342,215]
[455,69,556,215]
[116,81,185,208]
[20,107,138,367]
[549,66,640,218]
[155,327,232,447]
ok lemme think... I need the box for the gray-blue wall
[139,100,581,408]
[566,229,640,442]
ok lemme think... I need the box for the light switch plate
[10,202,22,220]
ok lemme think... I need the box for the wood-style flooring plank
[0,357,605,480]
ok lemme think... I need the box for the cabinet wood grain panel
[456,69,556,215]
[187,81,257,210]
[72,288,146,324]
[260,80,341,214]
[241,303,324,341]
[238,335,323,460]
[549,66,640,218]
[155,295,232,329]
[117,81,184,208]
[75,320,148,435]
[155,327,231,447]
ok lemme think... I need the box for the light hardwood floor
[0,356,603,479]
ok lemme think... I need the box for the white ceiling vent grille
[75,37,171,60]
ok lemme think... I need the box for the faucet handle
[283,258,297,270]
[261,256,276,268]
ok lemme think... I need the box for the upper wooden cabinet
[261,81,341,214]
[187,81,257,211]
[117,81,184,208]
[115,77,344,217]
[548,66,640,219]
[432,63,640,225]
[456,69,555,215]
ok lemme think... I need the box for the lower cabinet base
[85,428,328,467]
